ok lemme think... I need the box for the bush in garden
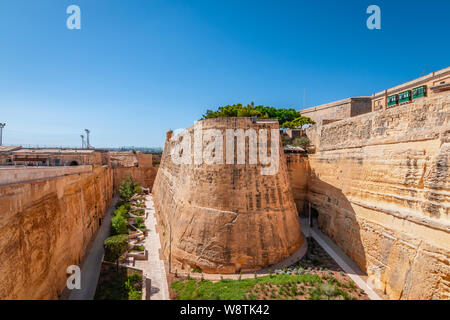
[111,213,128,235]
[135,217,144,224]
[104,234,129,270]
[119,176,135,201]
[291,136,311,149]
[133,185,142,195]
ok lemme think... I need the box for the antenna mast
[84,129,90,149]
[0,123,6,146]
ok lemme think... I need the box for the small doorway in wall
[69,160,79,166]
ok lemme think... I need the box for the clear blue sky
[0,0,448,148]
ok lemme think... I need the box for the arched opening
[69,160,79,166]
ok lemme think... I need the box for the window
[399,90,411,103]
[387,94,398,107]
[412,85,427,99]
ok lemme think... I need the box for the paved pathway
[64,195,119,300]
[134,194,169,300]
[300,218,383,300]
[174,234,308,281]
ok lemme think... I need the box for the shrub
[125,274,143,300]
[192,267,202,273]
[135,217,144,224]
[104,234,129,269]
[119,176,135,201]
[114,205,128,219]
[111,214,128,235]
[133,245,145,252]
[291,136,311,149]
[134,185,142,195]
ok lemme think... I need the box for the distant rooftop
[0,146,22,153]
[13,148,96,154]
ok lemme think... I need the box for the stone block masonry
[152,118,305,274]
[304,94,450,299]
[0,165,113,299]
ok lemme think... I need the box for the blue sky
[0,0,449,148]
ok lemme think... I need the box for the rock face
[305,95,450,299]
[152,118,304,273]
[285,154,309,214]
[0,165,113,299]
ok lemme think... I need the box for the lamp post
[84,129,90,149]
[0,123,6,146]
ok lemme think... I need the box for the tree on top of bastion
[201,102,315,129]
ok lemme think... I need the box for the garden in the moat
[170,238,369,300]
[94,177,148,300]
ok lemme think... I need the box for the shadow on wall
[305,162,367,276]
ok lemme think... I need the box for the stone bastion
[152,117,305,273]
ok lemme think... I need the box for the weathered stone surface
[111,152,158,192]
[152,118,304,273]
[0,166,113,299]
[304,95,450,299]
[285,154,309,214]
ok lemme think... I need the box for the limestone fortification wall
[0,165,113,299]
[305,94,450,299]
[285,154,309,214]
[111,152,158,192]
[152,118,304,273]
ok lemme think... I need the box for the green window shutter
[387,94,398,107]
[399,90,411,103]
[412,85,427,99]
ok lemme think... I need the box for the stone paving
[133,194,169,300]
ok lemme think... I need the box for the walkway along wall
[152,118,304,273]
[303,94,449,299]
[0,165,113,299]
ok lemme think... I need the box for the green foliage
[201,103,314,128]
[280,116,315,128]
[292,136,310,149]
[192,267,202,273]
[114,205,128,218]
[133,185,142,195]
[125,274,143,300]
[104,234,129,263]
[119,176,135,201]
[134,217,144,224]
[94,267,143,300]
[171,273,322,300]
[111,214,128,235]
[309,283,351,300]
[133,245,145,252]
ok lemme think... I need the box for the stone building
[4,148,110,166]
[372,66,450,111]
[299,97,372,125]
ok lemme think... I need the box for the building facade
[372,66,450,111]
[299,97,372,125]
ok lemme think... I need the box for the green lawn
[171,273,357,300]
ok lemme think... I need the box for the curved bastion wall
[152,117,304,273]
